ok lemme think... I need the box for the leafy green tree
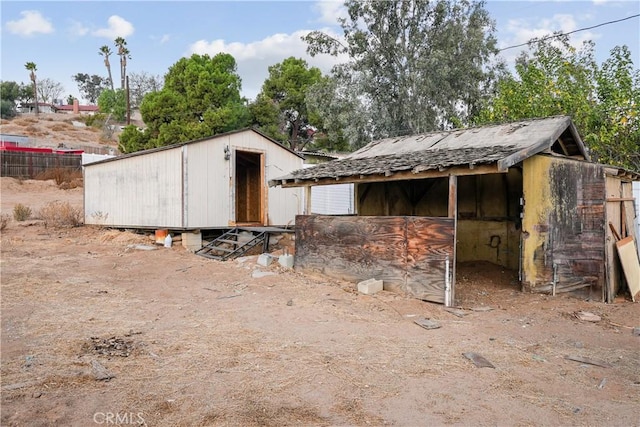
[304,0,501,147]
[98,89,127,122]
[1,81,22,104]
[24,62,38,114]
[73,73,109,104]
[120,53,250,153]
[476,36,639,171]
[250,57,323,151]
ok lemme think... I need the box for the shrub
[13,203,32,221]
[34,168,83,187]
[0,214,9,231]
[38,201,83,228]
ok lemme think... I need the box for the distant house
[271,116,639,305]
[19,102,56,114]
[54,100,99,115]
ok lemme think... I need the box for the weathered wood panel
[546,160,605,295]
[605,176,623,302]
[406,217,454,303]
[1,151,81,179]
[295,215,454,303]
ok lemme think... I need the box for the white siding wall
[84,148,183,227]
[85,130,303,229]
[309,184,355,215]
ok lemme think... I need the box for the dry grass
[38,201,83,228]
[0,214,9,230]
[51,123,72,132]
[34,168,83,188]
[12,203,32,221]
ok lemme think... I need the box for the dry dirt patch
[1,180,639,426]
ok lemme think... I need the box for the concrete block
[278,254,294,268]
[181,232,202,252]
[257,253,273,266]
[357,278,383,295]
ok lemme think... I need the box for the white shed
[84,128,304,230]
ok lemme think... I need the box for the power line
[498,14,640,52]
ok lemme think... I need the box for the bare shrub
[34,168,82,187]
[0,214,9,230]
[13,203,32,221]
[38,201,83,228]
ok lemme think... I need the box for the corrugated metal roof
[271,116,589,186]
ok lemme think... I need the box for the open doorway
[235,150,263,224]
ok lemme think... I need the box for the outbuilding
[84,128,304,246]
[270,116,639,305]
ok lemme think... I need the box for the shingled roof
[270,116,589,187]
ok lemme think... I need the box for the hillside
[1,113,121,154]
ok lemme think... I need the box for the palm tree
[99,45,114,91]
[114,37,131,90]
[25,62,38,115]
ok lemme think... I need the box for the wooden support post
[448,175,458,305]
[304,185,312,215]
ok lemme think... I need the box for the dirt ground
[1,177,639,426]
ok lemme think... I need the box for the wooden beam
[448,175,457,219]
[557,136,570,156]
[304,186,312,215]
[278,164,504,188]
[606,197,636,202]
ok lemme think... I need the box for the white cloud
[68,20,89,37]
[159,34,170,45]
[312,1,347,25]
[5,10,54,37]
[187,29,347,101]
[499,14,598,64]
[92,15,134,39]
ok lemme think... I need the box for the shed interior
[235,150,263,224]
[356,168,523,276]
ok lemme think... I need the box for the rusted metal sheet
[295,215,454,303]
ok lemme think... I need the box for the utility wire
[498,13,640,52]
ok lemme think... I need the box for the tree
[476,36,639,171]
[99,45,115,91]
[37,78,64,105]
[250,57,323,151]
[128,71,163,108]
[114,37,130,90]
[98,89,127,122]
[304,0,501,148]
[73,73,109,104]
[0,81,21,118]
[24,62,38,114]
[119,53,250,153]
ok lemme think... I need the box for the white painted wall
[310,184,354,215]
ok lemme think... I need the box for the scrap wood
[608,222,621,241]
[564,355,612,368]
[573,311,601,322]
[443,307,467,318]
[463,352,495,368]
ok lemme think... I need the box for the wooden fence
[1,151,82,179]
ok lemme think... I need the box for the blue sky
[1,0,638,104]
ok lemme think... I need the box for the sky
[1,0,639,104]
